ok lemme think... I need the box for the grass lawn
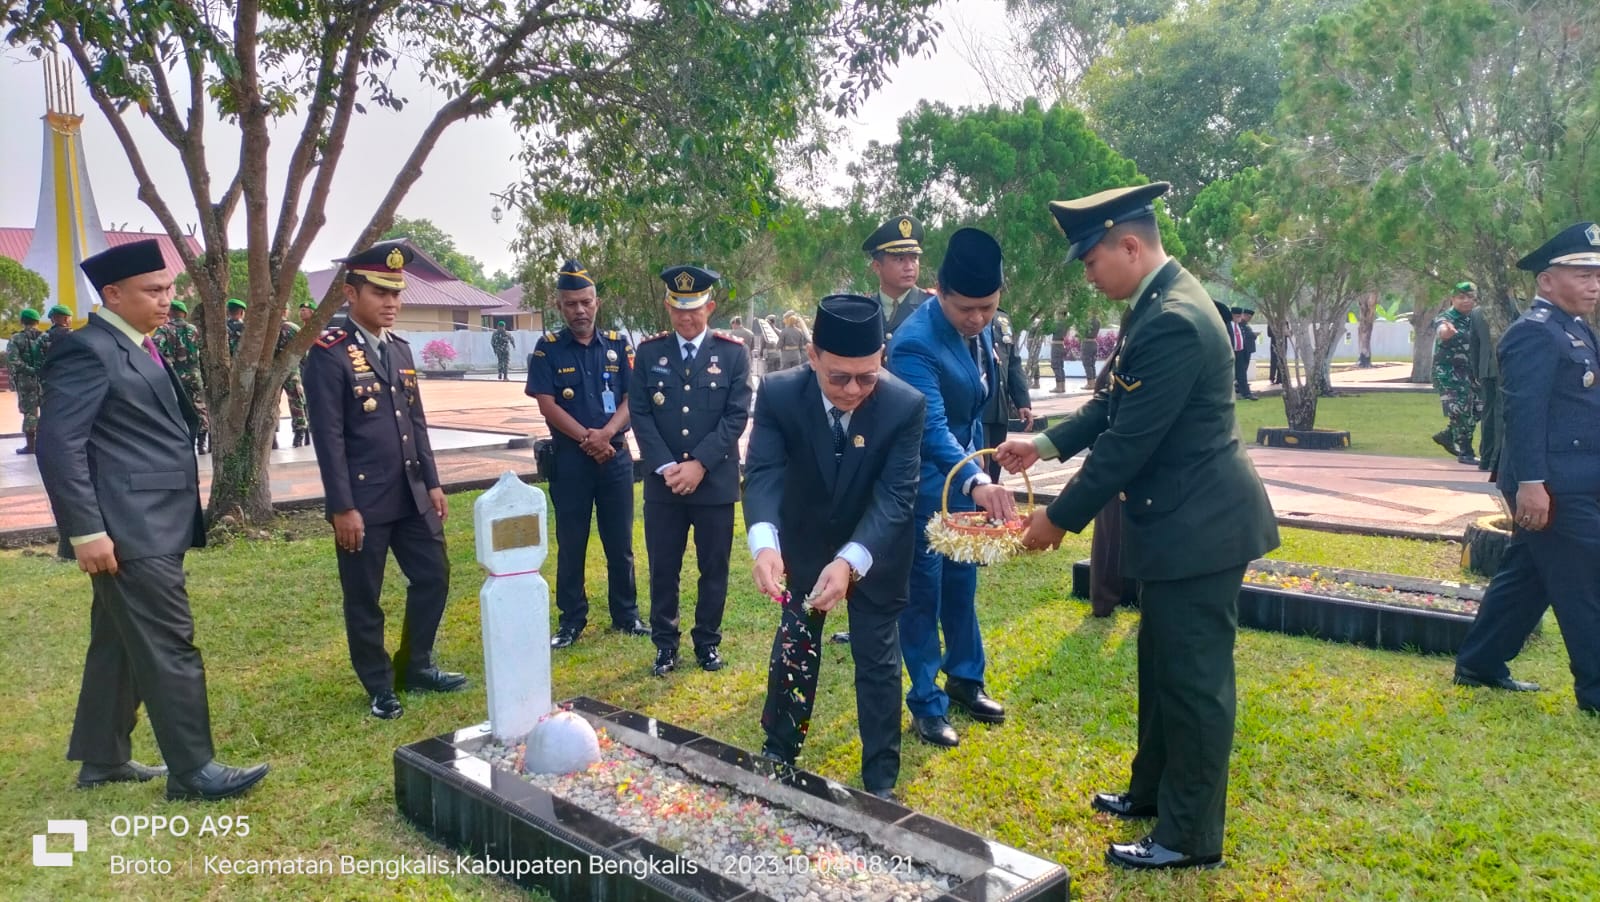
[1233,391,1467,460]
[3,488,1595,901]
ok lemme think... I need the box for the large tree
[4,0,941,523]
[1281,0,1600,376]
[0,258,50,332]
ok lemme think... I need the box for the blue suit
[886,298,997,718]
[1456,298,1600,711]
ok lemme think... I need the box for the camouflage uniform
[490,327,515,380]
[227,317,244,356]
[7,324,48,452]
[1432,306,1483,457]
[154,318,210,452]
[277,320,311,445]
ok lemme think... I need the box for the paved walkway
[0,361,1495,544]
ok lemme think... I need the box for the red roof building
[306,240,540,332]
[0,227,202,276]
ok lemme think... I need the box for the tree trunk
[1356,290,1377,366]
[205,375,284,525]
[1282,381,1320,431]
[1024,331,1045,388]
[1409,286,1443,383]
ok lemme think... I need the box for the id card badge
[601,389,617,413]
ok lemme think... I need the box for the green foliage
[1080,0,1338,211]
[173,249,310,312]
[1003,0,1175,99]
[0,257,49,332]
[882,99,1174,334]
[383,217,493,291]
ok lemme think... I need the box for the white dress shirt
[747,394,874,579]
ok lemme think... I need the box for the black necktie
[829,407,846,459]
[683,341,696,361]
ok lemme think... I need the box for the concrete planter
[1256,427,1351,450]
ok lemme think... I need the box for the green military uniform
[7,309,47,454]
[153,300,210,454]
[276,320,311,446]
[490,324,515,381]
[1040,183,1279,866]
[1432,303,1482,461]
[225,298,246,357]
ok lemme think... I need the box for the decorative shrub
[421,339,458,370]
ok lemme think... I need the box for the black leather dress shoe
[831,632,851,644]
[371,691,404,719]
[1106,836,1222,870]
[757,745,796,767]
[867,787,899,803]
[945,677,1005,724]
[1091,791,1157,820]
[652,648,679,677]
[912,715,959,747]
[696,646,725,671]
[551,626,582,649]
[1454,669,1541,692]
[78,760,168,789]
[610,619,651,636]
[404,666,468,693]
[166,760,270,802]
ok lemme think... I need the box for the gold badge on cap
[362,397,378,412]
[386,248,406,269]
[674,271,696,292]
[898,218,913,238]
[1588,223,1600,246]
[562,388,575,399]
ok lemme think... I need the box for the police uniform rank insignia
[607,349,618,362]
[363,397,378,412]
[653,391,665,406]
[562,388,575,399]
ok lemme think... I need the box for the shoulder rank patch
[315,327,349,349]
[1112,373,1143,392]
[545,330,559,341]
[388,332,410,345]
[605,330,619,340]
[1526,307,1551,323]
[642,330,670,342]
[713,330,743,344]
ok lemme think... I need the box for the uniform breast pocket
[692,376,729,410]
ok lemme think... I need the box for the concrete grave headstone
[474,471,552,742]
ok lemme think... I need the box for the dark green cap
[227,298,247,310]
[19,308,40,322]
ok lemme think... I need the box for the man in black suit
[746,295,925,798]
[630,265,753,676]
[1232,307,1259,400]
[303,240,467,720]
[39,240,269,801]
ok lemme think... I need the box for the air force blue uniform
[526,328,640,633]
[886,297,997,719]
[1456,298,1600,711]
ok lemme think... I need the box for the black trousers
[983,422,1007,481]
[70,554,215,775]
[1127,564,1247,858]
[644,500,733,653]
[549,443,638,631]
[335,509,450,696]
[1234,351,1254,397]
[1456,493,1600,710]
[761,587,904,792]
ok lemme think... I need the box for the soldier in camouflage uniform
[7,308,47,454]
[226,297,247,356]
[1431,282,1483,465]
[154,300,211,454]
[277,318,311,446]
[490,321,515,380]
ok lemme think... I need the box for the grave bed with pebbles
[484,731,959,901]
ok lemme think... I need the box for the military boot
[15,432,36,455]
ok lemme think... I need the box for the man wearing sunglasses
[745,294,926,800]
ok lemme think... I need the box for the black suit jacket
[38,313,204,560]
[742,365,925,603]
[629,331,752,505]
[303,327,442,524]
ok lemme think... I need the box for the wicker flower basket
[924,448,1035,565]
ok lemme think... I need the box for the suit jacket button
[395,410,401,417]
[681,428,690,436]
[682,406,689,413]
[357,473,365,481]
[682,453,690,460]
[1118,492,1127,501]
[1145,498,1153,506]
[402,434,409,442]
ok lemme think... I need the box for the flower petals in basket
[924,449,1034,565]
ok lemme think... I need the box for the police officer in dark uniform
[629,265,752,676]
[303,240,467,720]
[981,309,1035,480]
[863,214,934,342]
[1454,222,1600,714]
[526,259,647,649]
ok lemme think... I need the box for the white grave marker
[474,472,551,743]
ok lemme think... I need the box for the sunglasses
[824,371,880,388]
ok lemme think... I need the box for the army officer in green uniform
[996,182,1278,871]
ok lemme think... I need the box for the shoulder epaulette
[315,327,349,349]
[641,331,670,342]
[605,330,620,340]
[1526,307,1552,323]
[388,332,410,345]
[544,330,560,341]
[712,330,743,344]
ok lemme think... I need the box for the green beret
[227,298,248,310]
[48,305,72,318]
[299,300,316,309]
[170,300,189,314]
[19,308,40,322]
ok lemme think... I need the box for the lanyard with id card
[601,370,616,414]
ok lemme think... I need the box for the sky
[0,1,1011,279]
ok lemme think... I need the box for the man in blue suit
[1454,222,1600,713]
[886,227,1017,748]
